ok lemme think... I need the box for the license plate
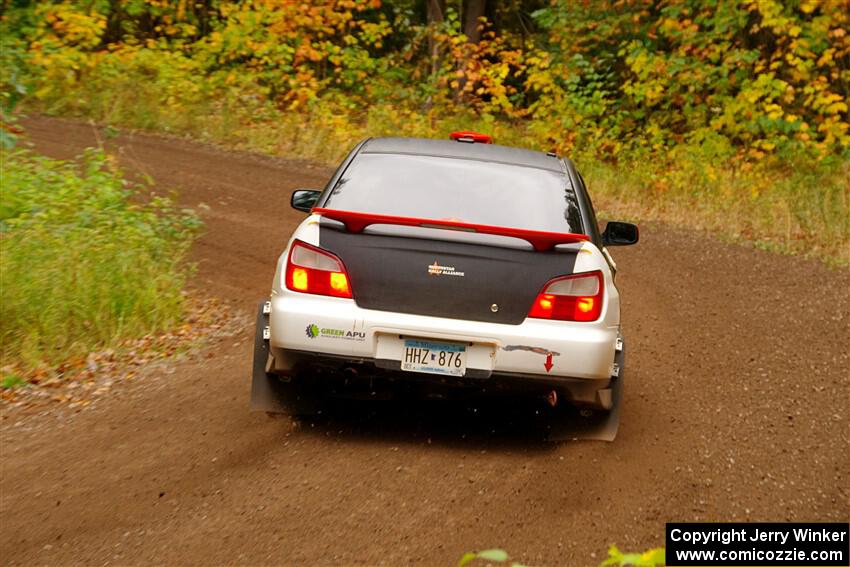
[401,339,467,377]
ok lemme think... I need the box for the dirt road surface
[3,117,848,566]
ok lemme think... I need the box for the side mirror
[290,189,321,213]
[601,221,639,246]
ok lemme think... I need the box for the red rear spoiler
[312,208,588,252]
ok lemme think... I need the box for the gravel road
[2,116,848,566]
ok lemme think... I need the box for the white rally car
[251,132,638,419]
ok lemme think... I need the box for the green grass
[1,373,27,389]
[579,155,850,265]
[0,148,201,372]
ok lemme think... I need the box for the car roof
[359,137,564,173]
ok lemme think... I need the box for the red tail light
[528,271,604,322]
[284,240,353,298]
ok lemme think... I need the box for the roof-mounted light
[449,131,493,144]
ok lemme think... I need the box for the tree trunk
[427,0,445,73]
[463,0,486,43]
[425,0,446,116]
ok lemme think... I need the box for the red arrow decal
[544,353,554,372]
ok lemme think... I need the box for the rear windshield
[324,153,583,234]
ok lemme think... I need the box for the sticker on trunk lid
[427,260,465,277]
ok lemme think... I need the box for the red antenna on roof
[449,131,493,144]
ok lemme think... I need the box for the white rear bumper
[268,293,618,381]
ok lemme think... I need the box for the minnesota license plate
[401,339,467,377]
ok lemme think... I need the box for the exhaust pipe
[546,389,558,408]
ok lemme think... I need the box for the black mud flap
[546,343,624,442]
[250,300,288,412]
[251,301,322,417]
[250,300,322,416]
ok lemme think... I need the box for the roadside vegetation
[459,545,666,567]
[2,0,848,264]
[0,143,201,379]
